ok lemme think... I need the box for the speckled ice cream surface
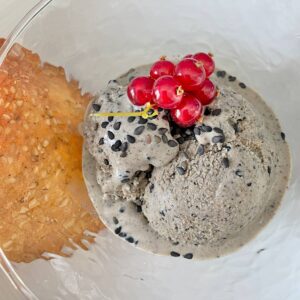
[83,65,290,260]
[84,80,178,202]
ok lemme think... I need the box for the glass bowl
[0,0,300,299]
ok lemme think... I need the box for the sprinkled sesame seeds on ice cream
[84,80,178,200]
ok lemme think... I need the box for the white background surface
[0,0,300,299]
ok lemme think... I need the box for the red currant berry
[153,75,184,109]
[171,93,202,127]
[193,52,215,77]
[150,60,175,80]
[193,79,217,105]
[174,58,206,91]
[127,76,154,106]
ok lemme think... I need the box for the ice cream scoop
[84,80,179,195]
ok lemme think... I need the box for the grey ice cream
[143,86,278,246]
[83,65,290,259]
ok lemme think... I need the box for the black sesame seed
[111,140,122,152]
[176,136,185,144]
[127,135,136,143]
[112,217,119,224]
[108,116,114,122]
[224,145,231,151]
[184,135,196,141]
[119,232,127,238]
[212,109,222,116]
[149,115,158,121]
[114,226,122,235]
[231,122,239,133]
[120,152,127,158]
[113,122,121,130]
[176,166,186,175]
[183,253,193,259]
[149,183,155,193]
[101,121,109,128]
[147,108,155,115]
[204,107,212,116]
[212,135,225,143]
[146,171,152,179]
[138,117,147,124]
[126,237,134,243]
[92,103,101,111]
[197,144,205,156]
[267,166,271,175]
[136,205,142,213]
[216,70,226,78]
[99,137,104,145]
[247,182,252,187]
[194,127,201,135]
[119,207,125,213]
[160,210,165,216]
[121,178,130,183]
[107,131,115,140]
[281,132,285,141]
[235,170,243,177]
[158,128,168,135]
[228,75,236,82]
[162,134,168,144]
[222,157,230,168]
[108,79,117,84]
[128,116,136,123]
[104,159,109,165]
[115,140,122,148]
[257,248,266,254]
[147,123,157,131]
[134,126,145,135]
[170,251,180,257]
[168,140,178,147]
[213,127,223,134]
[121,142,128,152]
[172,127,180,136]
[135,171,142,177]
[200,125,212,132]
[239,82,246,89]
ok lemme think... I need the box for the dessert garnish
[91,52,218,127]
[91,102,158,119]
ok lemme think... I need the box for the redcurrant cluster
[127,52,217,127]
